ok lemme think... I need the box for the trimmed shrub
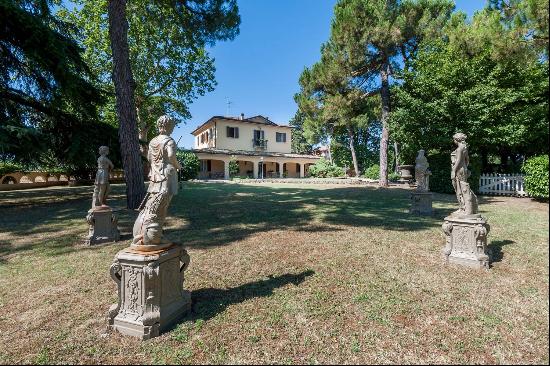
[308,158,345,178]
[363,164,380,180]
[176,150,200,181]
[388,172,401,182]
[0,161,23,176]
[228,158,239,178]
[522,155,549,199]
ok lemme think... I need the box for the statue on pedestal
[131,115,182,251]
[410,149,433,215]
[92,146,114,209]
[442,132,489,269]
[108,115,191,340]
[86,146,119,245]
[415,149,431,192]
[450,133,478,217]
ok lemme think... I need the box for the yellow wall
[193,119,292,153]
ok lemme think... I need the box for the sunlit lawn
[0,182,548,364]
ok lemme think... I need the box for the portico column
[224,160,230,180]
[253,160,259,179]
[299,163,304,178]
[279,162,284,178]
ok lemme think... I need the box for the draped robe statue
[451,133,478,217]
[415,149,431,192]
[92,146,114,209]
[132,115,181,251]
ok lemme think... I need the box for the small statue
[132,115,181,251]
[92,146,114,209]
[451,132,478,216]
[415,149,431,192]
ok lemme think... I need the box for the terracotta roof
[191,148,321,160]
[190,115,293,135]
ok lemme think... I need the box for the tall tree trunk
[108,0,145,209]
[379,61,391,187]
[393,142,399,173]
[347,123,360,177]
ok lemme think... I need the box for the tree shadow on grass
[166,182,447,250]
[488,240,515,265]
[169,270,315,329]
[1,182,456,258]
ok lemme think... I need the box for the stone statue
[415,149,431,192]
[442,132,489,269]
[109,115,191,340]
[450,132,478,217]
[92,146,114,209]
[131,115,182,251]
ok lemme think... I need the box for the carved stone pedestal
[442,215,490,269]
[108,244,191,340]
[85,207,119,245]
[410,192,433,215]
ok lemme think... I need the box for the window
[254,130,264,140]
[276,132,287,143]
[227,126,239,138]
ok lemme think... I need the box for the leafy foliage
[176,150,200,181]
[308,158,345,178]
[0,161,23,176]
[427,152,482,194]
[363,164,380,180]
[522,155,549,199]
[289,111,313,154]
[228,158,239,178]
[59,0,240,141]
[0,0,105,174]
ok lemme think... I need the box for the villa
[191,114,320,179]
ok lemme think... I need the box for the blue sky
[173,0,486,148]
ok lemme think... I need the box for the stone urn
[397,165,414,181]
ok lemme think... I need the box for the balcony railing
[252,139,268,150]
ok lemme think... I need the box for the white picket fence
[478,173,527,196]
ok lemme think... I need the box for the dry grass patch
[0,182,548,364]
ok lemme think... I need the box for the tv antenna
[226,98,232,117]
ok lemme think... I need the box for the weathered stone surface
[132,115,182,252]
[85,207,119,245]
[92,146,114,209]
[442,215,490,269]
[108,244,191,340]
[410,191,433,215]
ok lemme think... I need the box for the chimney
[240,113,244,120]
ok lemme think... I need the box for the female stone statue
[132,115,181,250]
[92,146,114,208]
[451,133,478,216]
[415,149,431,192]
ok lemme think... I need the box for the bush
[522,155,549,199]
[176,150,200,181]
[228,158,239,178]
[388,172,401,182]
[0,161,24,176]
[429,153,482,194]
[308,158,345,178]
[363,164,380,180]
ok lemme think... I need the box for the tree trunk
[379,61,391,187]
[347,123,360,177]
[393,141,399,173]
[107,0,145,209]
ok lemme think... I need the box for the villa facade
[191,114,320,179]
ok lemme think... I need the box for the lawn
[0,182,548,364]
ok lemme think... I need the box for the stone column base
[410,191,433,215]
[442,215,490,269]
[85,207,120,245]
[107,244,191,340]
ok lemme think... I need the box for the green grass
[0,182,548,364]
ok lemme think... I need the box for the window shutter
[227,126,231,137]
[235,127,239,138]
[283,133,287,142]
